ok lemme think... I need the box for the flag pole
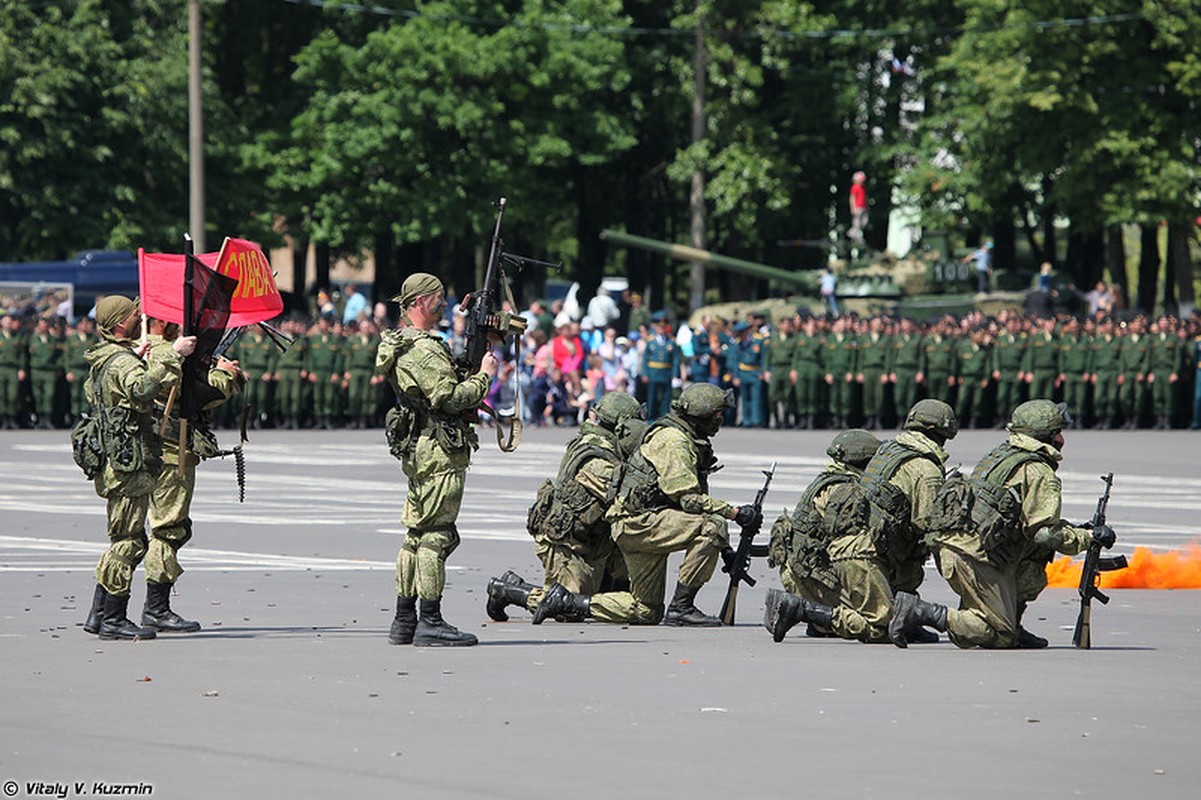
[178,234,195,478]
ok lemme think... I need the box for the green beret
[390,272,444,307]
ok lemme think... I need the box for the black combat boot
[413,598,477,646]
[98,593,157,641]
[83,584,108,634]
[888,591,947,648]
[531,582,591,625]
[142,582,201,632]
[388,596,417,645]
[764,588,834,643]
[485,571,536,622]
[1015,602,1048,649]
[664,582,721,627]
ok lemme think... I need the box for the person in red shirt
[848,170,868,245]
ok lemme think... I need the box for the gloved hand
[733,504,762,530]
[1091,524,1116,549]
[720,546,737,574]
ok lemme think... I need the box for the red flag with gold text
[138,237,282,327]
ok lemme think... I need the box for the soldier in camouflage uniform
[379,273,497,647]
[0,314,29,429]
[484,392,646,621]
[766,399,956,644]
[890,400,1117,648]
[532,383,761,627]
[137,317,244,634]
[80,296,195,641]
[766,429,881,636]
[63,317,95,425]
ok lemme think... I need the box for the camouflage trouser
[830,556,893,643]
[779,564,840,608]
[939,548,1018,649]
[1015,554,1050,605]
[145,456,196,585]
[525,536,625,611]
[395,434,470,600]
[93,465,155,597]
[588,508,729,625]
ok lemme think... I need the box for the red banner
[138,237,283,327]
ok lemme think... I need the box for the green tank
[600,230,1024,321]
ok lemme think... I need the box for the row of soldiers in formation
[0,312,388,431]
[690,308,1201,431]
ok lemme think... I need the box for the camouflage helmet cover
[1008,399,1071,440]
[593,392,645,429]
[827,429,882,467]
[904,399,959,440]
[674,383,735,418]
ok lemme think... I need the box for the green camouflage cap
[904,399,958,440]
[593,392,645,429]
[674,383,735,418]
[1008,399,1070,440]
[390,272,444,307]
[95,295,139,341]
[827,429,882,467]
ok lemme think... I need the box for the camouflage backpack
[69,352,125,480]
[929,446,1039,552]
[767,471,856,568]
[857,440,938,555]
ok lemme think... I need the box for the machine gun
[462,197,559,452]
[1072,472,1128,649]
[719,461,776,625]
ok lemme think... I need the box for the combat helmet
[827,429,882,468]
[903,399,958,442]
[1007,400,1070,442]
[593,392,645,430]
[674,383,735,418]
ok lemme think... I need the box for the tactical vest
[381,328,474,460]
[527,430,620,545]
[859,440,940,556]
[931,443,1051,560]
[615,414,714,516]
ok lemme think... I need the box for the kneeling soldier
[889,400,1117,648]
[532,383,761,626]
[485,392,646,621]
[766,429,881,636]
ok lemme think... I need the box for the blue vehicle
[0,250,139,317]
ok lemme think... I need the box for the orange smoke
[1046,544,1201,589]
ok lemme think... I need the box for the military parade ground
[1,425,1197,799]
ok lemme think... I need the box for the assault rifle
[719,461,776,625]
[1072,472,1128,649]
[462,197,559,452]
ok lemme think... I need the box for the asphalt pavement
[1,424,1198,799]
